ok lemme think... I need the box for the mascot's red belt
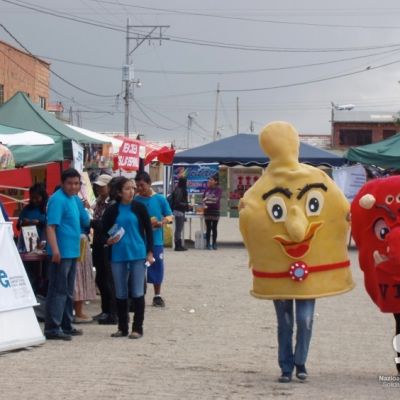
[252,260,350,282]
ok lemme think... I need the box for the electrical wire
[133,99,181,131]
[90,1,400,31]
[0,23,120,98]
[4,0,400,54]
[36,47,400,75]
[221,58,400,92]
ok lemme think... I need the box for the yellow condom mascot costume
[239,121,354,383]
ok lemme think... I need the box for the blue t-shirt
[18,206,46,239]
[135,193,172,246]
[111,203,146,262]
[47,189,90,259]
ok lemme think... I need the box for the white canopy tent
[0,131,55,146]
[67,124,122,153]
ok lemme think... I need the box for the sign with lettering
[173,163,219,194]
[0,223,36,312]
[117,139,141,171]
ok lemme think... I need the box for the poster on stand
[229,168,262,217]
[72,140,84,174]
[332,164,366,202]
[173,163,219,193]
[79,171,96,206]
[0,223,37,313]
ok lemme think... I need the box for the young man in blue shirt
[135,172,172,307]
[44,168,90,340]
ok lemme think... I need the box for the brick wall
[0,40,50,107]
[332,122,398,148]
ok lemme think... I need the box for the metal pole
[186,114,191,149]
[236,96,239,134]
[213,82,220,141]
[124,18,130,137]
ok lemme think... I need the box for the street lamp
[186,112,198,148]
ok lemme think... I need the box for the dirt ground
[1,218,399,399]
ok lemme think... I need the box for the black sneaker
[295,365,308,381]
[45,332,72,341]
[98,314,118,325]
[152,296,165,307]
[64,328,83,336]
[278,373,292,383]
[111,330,128,338]
[92,312,108,321]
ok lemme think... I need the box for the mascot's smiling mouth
[373,250,388,266]
[274,222,323,259]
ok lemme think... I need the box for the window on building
[39,96,47,110]
[339,129,372,146]
[383,130,396,139]
[0,84,4,105]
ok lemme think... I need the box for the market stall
[173,133,345,217]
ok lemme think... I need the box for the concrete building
[332,110,398,149]
[0,40,50,108]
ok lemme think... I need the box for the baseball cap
[94,174,112,187]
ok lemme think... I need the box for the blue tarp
[174,133,345,166]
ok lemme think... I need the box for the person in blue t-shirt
[44,168,90,341]
[135,171,172,308]
[17,183,48,241]
[102,177,154,338]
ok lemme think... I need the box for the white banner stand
[0,222,45,352]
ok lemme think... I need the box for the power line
[90,1,400,31]
[35,47,400,76]
[221,58,400,92]
[4,0,400,54]
[133,99,180,131]
[0,34,120,114]
[134,100,186,128]
[0,23,120,98]
[0,0,125,32]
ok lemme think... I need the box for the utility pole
[213,82,220,141]
[123,19,169,137]
[186,112,198,148]
[236,97,240,134]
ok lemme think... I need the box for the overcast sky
[2,0,400,148]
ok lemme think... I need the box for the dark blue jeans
[111,260,146,299]
[273,299,316,375]
[44,258,77,335]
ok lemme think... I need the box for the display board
[228,167,263,217]
[0,222,45,352]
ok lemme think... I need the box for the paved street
[1,218,398,399]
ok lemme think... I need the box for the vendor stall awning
[174,133,344,166]
[67,124,121,153]
[0,92,105,163]
[344,132,400,169]
[0,130,55,146]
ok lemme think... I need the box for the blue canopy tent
[173,133,345,166]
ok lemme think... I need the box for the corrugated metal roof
[333,110,396,123]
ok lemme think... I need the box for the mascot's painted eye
[396,194,400,203]
[266,196,287,222]
[305,190,324,216]
[373,218,390,241]
[385,195,394,204]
